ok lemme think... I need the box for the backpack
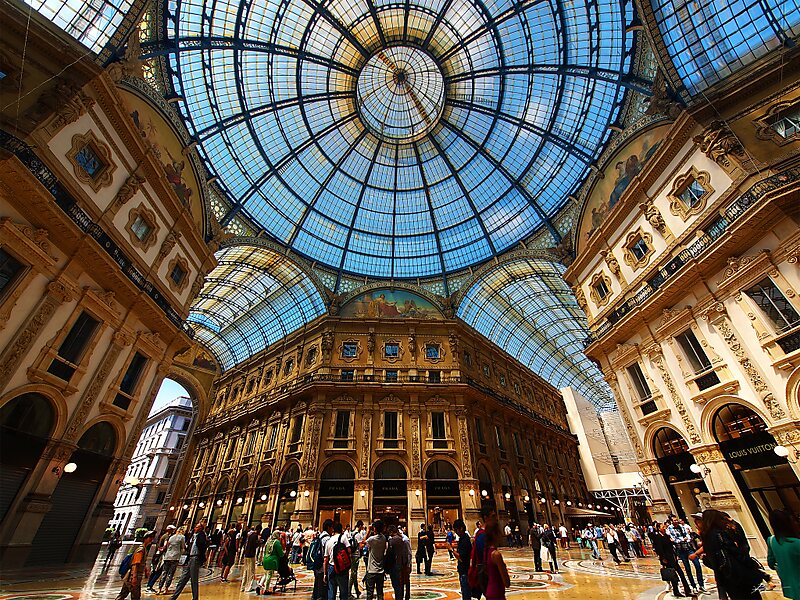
[467,530,488,596]
[311,533,329,571]
[332,534,352,575]
[350,532,360,555]
[119,550,134,578]
[383,538,396,573]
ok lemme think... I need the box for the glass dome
[156,0,634,278]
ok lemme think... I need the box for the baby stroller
[273,554,297,593]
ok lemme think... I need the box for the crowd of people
[110,507,799,600]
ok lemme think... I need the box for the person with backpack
[364,520,387,600]
[115,530,155,600]
[324,521,350,600]
[469,507,497,596]
[452,519,472,600]
[169,523,209,600]
[313,520,333,600]
[349,520,366,599]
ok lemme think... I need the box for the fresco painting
[340,289,443,319]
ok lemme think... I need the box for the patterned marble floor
[0,546,785,600]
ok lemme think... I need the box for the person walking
[313,521,333,600]
[400,527,412,600]
[446,526,456,560]
[146,526,174,593]
[240,526,259,592]
[584,524,600,560]
[219,527,237,582]
[425,524,436,575]
[668,516,703,593]
[652,522,691,598]
[767,509,800,600]
[349,520,366,600]
[604,526,623,564]
[260,530,284,594]
[387,526,405,600]
[115,530,155,600]
[105,529,123,567]
[697,509,763,600]
[504,523,513,547]
[158,526,186,595]
[416,524,427,574]
[528,523,543,572]
[364,520,387,600]
[558,524,569,550]
[541,524,558,574]
[169,523,209,600]
[291,525,303,564]
[324,522,350,600]
[452,519,472,600]
[484,523,511,600]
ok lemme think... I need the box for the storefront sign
[427,480,459,497]
[375,480,407,498]
[720,432,784,470]
[657,453,696,483]
[319,480,355,498]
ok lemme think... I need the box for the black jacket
[185,530,210,561]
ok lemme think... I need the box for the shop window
[333,410,350,448]
[289,416,304,453]
[669,167,713,220]
[385,370,398,382]
[745,278,800,332]
[342,342,358,358]
[113,352,148,410]
[47,311,100,381]
[341,369,354,381]
[385,343,399,358]
[384,411,398,448]
[623,229,654,270]
[713,404,768,441]
[475,418,486,453]
[431,412,447,448]
[626,362,653,411]
[0,248,24,298]
[653,427,689,458]
[590,273,611,307]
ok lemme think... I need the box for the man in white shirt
[558,524,569,549]
[504,523,512,546]
[364,520,387,600]
[349,520,366,600]
[324,522,350,600]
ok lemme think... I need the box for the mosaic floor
[0,546,785,600]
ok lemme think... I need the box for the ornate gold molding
[668,167,713,221]
[166,255,190,294]
[125,203,159,252]
[589,272,612,307]
[693,121,745,170]
[650,352,701,444]
[640,201,669,237]
[623,229,655,270]
[67,131,117,192]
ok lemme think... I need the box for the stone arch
[786,364,800,420]
[77,417,125,457]
[167,365,209,421]
[215,477,230,495]
[279,461,302,483]
[642,420,690,459]
[372,458,409,480]
[0,384,69,440]
[234,472,250,491]
[254,467,273,488]
[318,456,358,480]
[700,396,773,444]
[422,456,461,479]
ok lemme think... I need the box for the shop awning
[563,507,612,517]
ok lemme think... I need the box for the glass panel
[676,329,712,373]
[627,363,651,400]
[0,249,24,296]
[745,278,800,331]
[120,352,148,394]
[131,215,152,241]
[74,144,104,178]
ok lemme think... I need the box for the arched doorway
[274,464,299,528]
[477,465,495,512]
[28,421,117,565]
[426,460,460,533]
[229,475,249,525]
[373,460,408,529]
[653,427,706,519]
[713,404,800,538]
[518,474,534,527]
[499,469,519,525]
[196,482,212,524]
[0,393,55,521]
[209,478,229,529]
[318,461,355,529]
[251,471,272,527]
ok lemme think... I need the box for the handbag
[539,545,550,563]
[660,567,678,582]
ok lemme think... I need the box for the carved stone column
[0,280,73,392]
[455,407,474,479]
[301,409,324,479]
[604,373,645,460]
[704,303,786,421]
[649,351,702,444]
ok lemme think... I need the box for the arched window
[78,422,116,456]
[712,404,767,443]
[321,460,355,481]
[0,393,55,439]
[375,460,407,480]
[653,427,690,458]
[281,463,300,484]
[426,460,458,480]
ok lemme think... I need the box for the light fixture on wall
[774,445,799,463]
[415,489,421,497]
[169,506,175,511]
[52,462,78,477]
[360,490,366,497]
[689,463,711,478]
[504,492,511,500]
[199,502,205,508]
[566,501,572,506]
[260,494,268,501]
[523,495,530,502]
[236,497,243,504]
[289,490,297,498]
[481,490,488,497]
[554,499,560,505]
[183,504,189,509]
[469,489,475,497]
[539,497,546,504]
[304,490,310,498]
[216,499,223,506]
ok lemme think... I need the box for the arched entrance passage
[477,465,495,512]
[713,404,800,538]
[318,461,355,528]
[274,464,300,528]
[196,482,212,524]
[0,393,55,522]
[373,460,408,529]
[499,469,519,525]
[209,478,229,528]
[653,427,706,519]
[28,421,117,566]
[518,474,534,527]
[426,460,460,533]
[229,475,249,525]
[251,471,272,527]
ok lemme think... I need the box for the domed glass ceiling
[155,0,634,278]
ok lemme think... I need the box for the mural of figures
[578,124,670,248]
[339,289,443,319]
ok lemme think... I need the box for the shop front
[477,465,496,513]
[713,404,800,539]
[274,464,299,528]
[653,427,707,519]
[228,475,248,525]
[426,461,461,533]
[317,461,355,529]
[209,478,229,529]
[373,460,408,529]
[250,470,272,527]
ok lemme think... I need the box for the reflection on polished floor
[0,546,784,600]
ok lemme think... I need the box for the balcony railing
[585,166,800,347]
[0,130,193,336]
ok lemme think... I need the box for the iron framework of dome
[143,0,636,279]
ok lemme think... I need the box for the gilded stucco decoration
[650,352,701,444]
[67,131,117,192]
[667,167,713,221]
[693,121,745,169]
[589,272,613,307]
[623,229,655,269]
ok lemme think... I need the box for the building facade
[110,396,194,536]
[566,56,800,554]
[0,4,216,567]
[167,288,592,535]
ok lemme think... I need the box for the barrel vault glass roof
[141,0,635,279]
[457,258,613,407]
[188,245,327,369]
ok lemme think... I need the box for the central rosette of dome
[356,46,445,143]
